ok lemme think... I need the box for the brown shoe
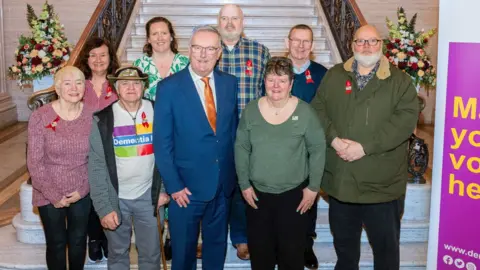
[196,243,202,259]
[235,243,250,260]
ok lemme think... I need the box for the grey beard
[354,51,382,68]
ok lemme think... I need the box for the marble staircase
[123,0,339,66]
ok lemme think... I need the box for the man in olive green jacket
[312,25,419,269]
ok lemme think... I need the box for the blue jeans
[228,185,248,245]
[38,194,91,270]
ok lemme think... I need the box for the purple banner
[438,42,480,269]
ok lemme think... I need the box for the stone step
[140,3,317,16]
[143,0,315,6]
[133,23,325,38]
[0,225,427,269]
[125,48,332,64]
[136,13,319,26]
[130,35,328,50]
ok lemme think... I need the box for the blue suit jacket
[153,67,238,202]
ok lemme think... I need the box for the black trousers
[38,195,91,270]
[87,203,106,241]
[246,182,309,270]
[306,195,318,248]
[329,196,404,270]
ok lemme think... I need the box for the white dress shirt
[188,65,218,114]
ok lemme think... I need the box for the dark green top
[235,98,326,194]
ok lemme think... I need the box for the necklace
[55,102,82,121]
[266,97,290,115]
[119,100,141,127]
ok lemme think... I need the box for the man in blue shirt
[286,24,327,269]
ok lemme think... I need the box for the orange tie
[201,77,216,133]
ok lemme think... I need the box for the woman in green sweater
[234,57,326,269]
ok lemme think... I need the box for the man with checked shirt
[216,3,270,261]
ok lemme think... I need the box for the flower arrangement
[383,7,437,91]
[7,1,71,88]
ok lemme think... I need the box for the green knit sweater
[235,99,326,194]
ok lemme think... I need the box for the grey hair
[189,25,222,47]
[54,66,85,89]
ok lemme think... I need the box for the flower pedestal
[32,75,54,92]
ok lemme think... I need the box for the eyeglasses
[190,45,219,55]
[353,38,381,46]
[289,38,312,47]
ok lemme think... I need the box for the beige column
[0,0,18,129]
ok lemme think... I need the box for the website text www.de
[445,244,480,260]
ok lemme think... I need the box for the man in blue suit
[153,25,238,270]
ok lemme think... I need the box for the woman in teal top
[235,57,326,269]
[133,17,189,101]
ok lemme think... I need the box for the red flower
[35,44,43,50]
[105,85,113,100]
[408,51,415,56]
[47,45,55,53]
[411,63,418,70]
[52,59,62,67]
[395,38,401,43]
[423,38,429,43]
[386,43,394,50]
[31,57,42,66]
[398,62,407,69]
[30,39,36,45]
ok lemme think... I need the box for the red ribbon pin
[141,112,149,128]
[305,69,314,84]
[245,59,253,76]
[105,85,113,100]
[45,115,60,131]
[345,80,352,94]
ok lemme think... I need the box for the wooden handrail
[27,0,136,111]
[319,0,368,61]
[348,0,367,26]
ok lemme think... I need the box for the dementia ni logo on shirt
[113,123,153,157]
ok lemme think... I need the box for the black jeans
[306,195,319,248]
[246,182,309,270]
[38,195,91,270]
[329,196,404,270]
[87,203,106,241]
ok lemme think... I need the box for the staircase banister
[27,0,135,111]
[319,0,368,62]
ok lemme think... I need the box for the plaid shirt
[217,37,270,115]
[352,60,380,91]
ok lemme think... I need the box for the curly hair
[143,17,179,56]
[76,37,120,80]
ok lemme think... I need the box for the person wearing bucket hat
[88,66,169,270]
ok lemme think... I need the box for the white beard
[354,50,382,68]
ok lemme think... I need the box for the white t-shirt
[112,100,154,200]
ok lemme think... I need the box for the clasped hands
[53,191,81,208]
[242,187,318,214]
[332,137,366,162]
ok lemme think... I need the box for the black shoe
[88,240,103,263]
[304,247,318,269]
[100,239,108,260]
[164,238,172,261]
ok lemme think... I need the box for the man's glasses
[289,39,313,47]
[353,38,381,46]
[190,45,219,55]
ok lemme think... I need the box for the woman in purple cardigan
[27,66,93,270]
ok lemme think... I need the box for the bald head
[354,25,381,41]
[218,4,244,44]
[219,4,244,19]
